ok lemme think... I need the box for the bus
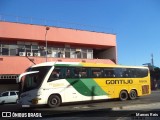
[17,62,151,108]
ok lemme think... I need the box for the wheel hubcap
[131,91,136,98]
[51,98,57,105]
[122,93,126,99]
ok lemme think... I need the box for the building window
[0,41,94,59]
[47,47,52,57]
[52,47,58,57]
[0,43,1,55]
[9,44,18,56]
[52,51,57,57]
[87,49,93,59]
[65,48,70,58]
[39,46,45,56]
[2,48,9,55]
[0,46,1,55]
[32,45,39,56]
[57,52,64,58]
[18,45,25,52]
[70,49,76,58]
[76,52,81,58]
[82,49,87,58]
[58,48,64,58]
[32,45,38,51]
[2,44,9,55]
[25,45,31,52]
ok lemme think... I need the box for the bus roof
[31,62,148,69]
[31,62,80,67]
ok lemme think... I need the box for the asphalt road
[0,91,160,119]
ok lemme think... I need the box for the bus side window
[114,68,123,78]
[74,68,80,78]
[105,71,112,77]
[66,69,71,78]
[104,68,115,78]
[91,68,102,78]
[81,71,87,78]
[80,68,88,78]
[48,69,60,82]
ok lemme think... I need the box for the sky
[0,0,160,67]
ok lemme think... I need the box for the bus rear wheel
[48,95,61,108]
[129,90,137,100]
[119,90,128,101]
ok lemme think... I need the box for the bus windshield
[21,66,52,92]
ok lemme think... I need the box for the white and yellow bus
[17,62,151,107]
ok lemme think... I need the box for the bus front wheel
[119,90,128,101]
[129,90,137,100]
[48,95,61,108]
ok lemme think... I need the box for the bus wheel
[129,90,137,100]
[48,95,61,108]
[16,99,19,104]
[119,90,128,101]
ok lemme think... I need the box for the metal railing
[0,13,114,34]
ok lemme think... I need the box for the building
[0,21,117,91]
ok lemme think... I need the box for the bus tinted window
[50,66,148,79]
[66,68,72,78]
[103,68,148,78]
[134,68,148,78]
[114,68,123,78]
[73,67,81,78]
[91,68,103,78]
[79,67,88,78]
[73,67,88,78]
[119,68,148,78]
[80,68,89,78]
[103,68,115,78]
[48,67,61,82]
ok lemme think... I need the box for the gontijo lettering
[106,79,133,84]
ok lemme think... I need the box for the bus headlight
[32,98,41,104]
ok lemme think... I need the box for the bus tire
[16,99,19,104]
[119,90,128,101]
[129,90,137,100]
[48,95,61,108]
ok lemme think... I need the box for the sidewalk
[114,102,160,120]
[112,102,160,111]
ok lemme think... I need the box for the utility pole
[45,26,50,62]
[151,53,154,70]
